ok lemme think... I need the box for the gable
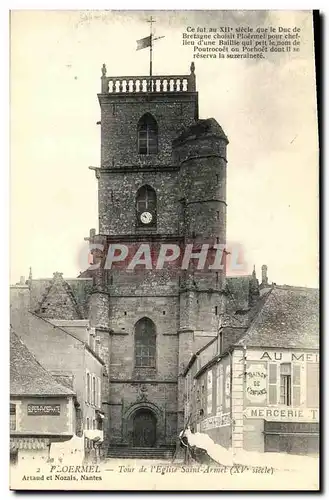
[35,272,83,320]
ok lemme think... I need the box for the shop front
[241,348,320,455]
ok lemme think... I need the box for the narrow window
[98,377,101,407]
[135,317,156,368]
[280,363,292,406]
[137,113,158,155]
[86,417,90,430]
[215,306,218,316]
[86,372,90,404]
[10,404,16,431]
[216,211,220,220]
[92,376,96,406]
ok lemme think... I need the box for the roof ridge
[29,311,83,344]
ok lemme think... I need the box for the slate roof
[173,118,228,145]
[226,275,252,315]
[10,330,75,397]
[236,286,319,349]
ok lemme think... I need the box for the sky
[10,10,319,287]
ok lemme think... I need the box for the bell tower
[88,62,228,453]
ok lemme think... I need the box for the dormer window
[138,113,158,155]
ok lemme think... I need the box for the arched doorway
[133,409,157,447]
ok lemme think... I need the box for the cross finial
[147,15,156,29]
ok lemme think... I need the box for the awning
[10,437,50,451]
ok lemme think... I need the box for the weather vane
[136,16,165,87]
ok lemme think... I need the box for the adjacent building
[184,285,319,455]
[10,274,105,457]
[10,330,76,464]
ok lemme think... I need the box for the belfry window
[135,317,156,368]
[138,113,158,155]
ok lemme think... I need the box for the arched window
[138,113,158,155]
[136,185,157,227]
[135,317,156,368]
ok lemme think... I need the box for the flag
[136,35,152,51]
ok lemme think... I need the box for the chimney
[261,265,268,285]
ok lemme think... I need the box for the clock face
[140,211,153,224]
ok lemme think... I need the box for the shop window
[280,363,292,406]
[10,404,16,431]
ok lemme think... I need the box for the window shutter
[207,370,213,415]
[85,371,89,403]
[98,377,101,408]
[217,365,223,414]
[292,364,301,406]
[268,363,278,404]
[92,375,96,405]
[307,363,319,407]
[225,365,231,409]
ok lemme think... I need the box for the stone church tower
[88,63,228,454]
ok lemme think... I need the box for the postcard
[10,9,319,491]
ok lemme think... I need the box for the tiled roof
[10,330,75,396]
[236,286,319,349]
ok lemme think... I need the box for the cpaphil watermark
[77,240,248,275]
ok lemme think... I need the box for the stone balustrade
[100,63,196,94]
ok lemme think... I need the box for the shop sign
[27,404,61,416]
[246,350,319,363]
[246,364,267,403]
[243,407,319,422]
[200,412,231,431]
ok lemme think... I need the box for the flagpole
[147,16,155,92]
[150,17,153,79]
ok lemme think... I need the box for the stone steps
[107,446,175,460]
